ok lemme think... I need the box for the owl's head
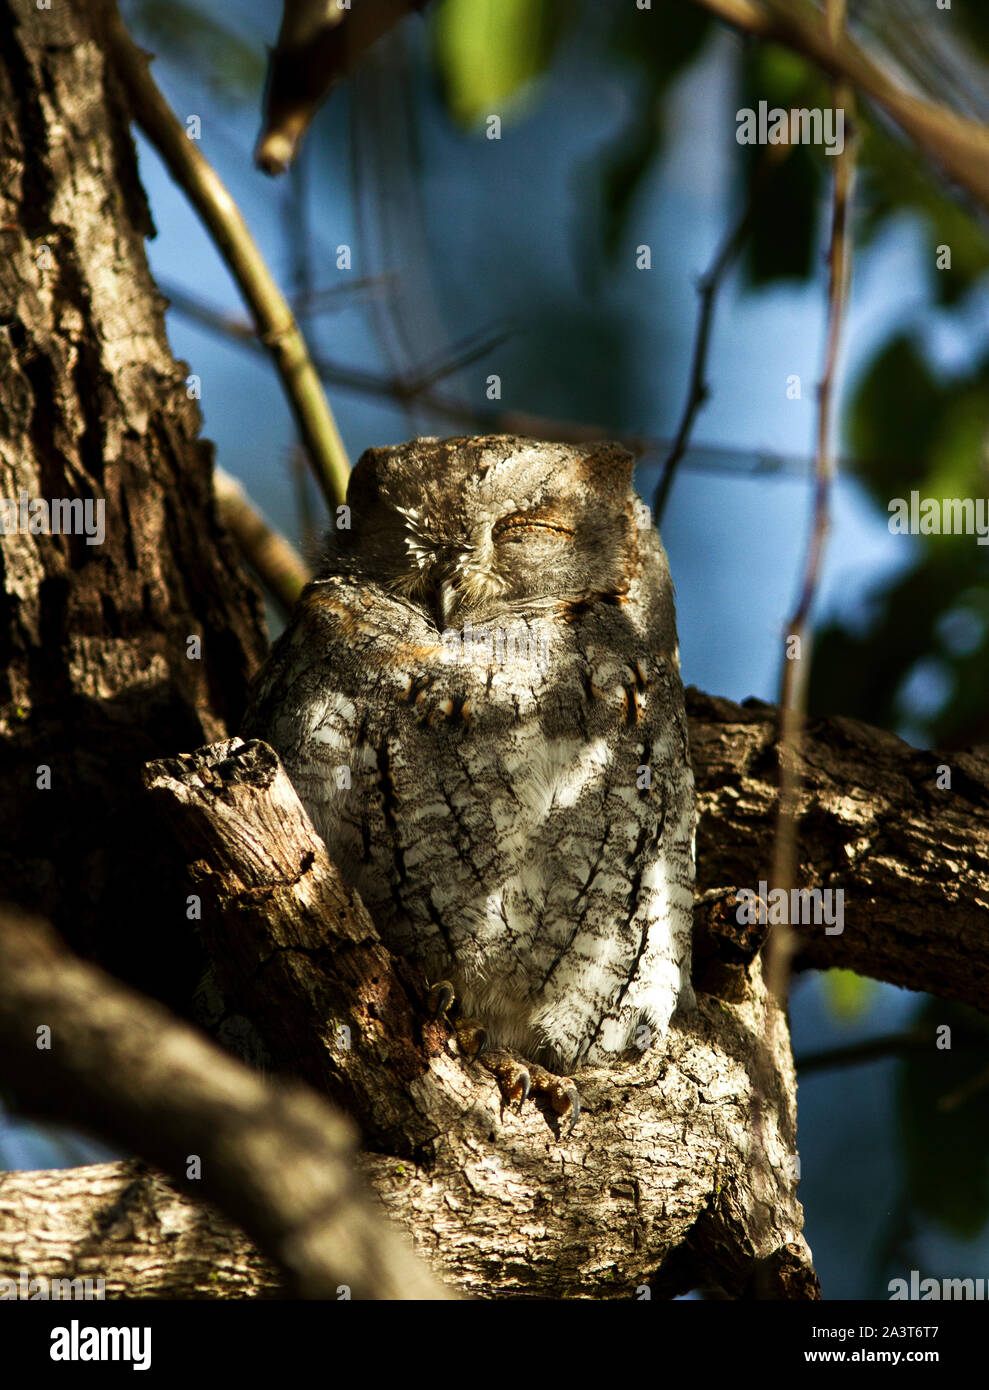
[325,435,660,629]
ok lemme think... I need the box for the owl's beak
[434,577,461,630]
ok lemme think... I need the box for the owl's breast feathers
[244,541,694,1072]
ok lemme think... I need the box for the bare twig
[284,156,321,555]
[98,0,350,511]
[795,1031,932,1073]
[688,0,989,212]
[293,274,398,317]
[213,467,312,617]
[161,279,846,478]
[768,0,857,1004]
[652,149,789,524]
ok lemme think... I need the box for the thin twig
[99,0,350,511]
[293,274,398,317]
[749,32,856,1214]
[652,149,789,524]
[286,155,320,555]
[213,468,312,618]
[407,325,516,392]
[767,0,856,1006]
[159,279,843,477]
[795,1031,933,1073]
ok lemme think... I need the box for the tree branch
[688,0,989,212]
[213,467,311,619]
[0,1161,282,1299]
[0,909,452,1300]
[652,149,789,524]
[688,688,989,1008]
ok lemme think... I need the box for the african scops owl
[244,435,695,1093]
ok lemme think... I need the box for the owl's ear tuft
[342,450,378,516]
[578,443,636,497]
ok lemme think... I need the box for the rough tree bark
[0,1162,282,1300]
[690,691,989,1008]
[0,0,268,1009]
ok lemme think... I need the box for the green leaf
[431,0,569,128]
[744,141,820,285]
[848,335,946,496]
[824,970,876,1022]
[810,543,989,746]
[847,331,989,506]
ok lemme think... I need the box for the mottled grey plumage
[244,435,695,1073]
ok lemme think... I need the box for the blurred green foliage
[824,969,876,1021]
[592,0,711,258]
[858,121,989,307]
[431,0,570,127]
[811,333,989,747]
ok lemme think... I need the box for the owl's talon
[454,1017,488,1058]
[482,1048,531,1110]
[427,979,456,1017]
[516,1068,532,1106]
[558,1085,581,1136]
[528,1065,581,1137]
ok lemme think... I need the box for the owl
[243,435,695,1125]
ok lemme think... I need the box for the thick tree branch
[0,1161,281,1299]
[0,909,452,1300]
[688,689,989,1008]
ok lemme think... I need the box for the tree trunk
[0,0,268,1011]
